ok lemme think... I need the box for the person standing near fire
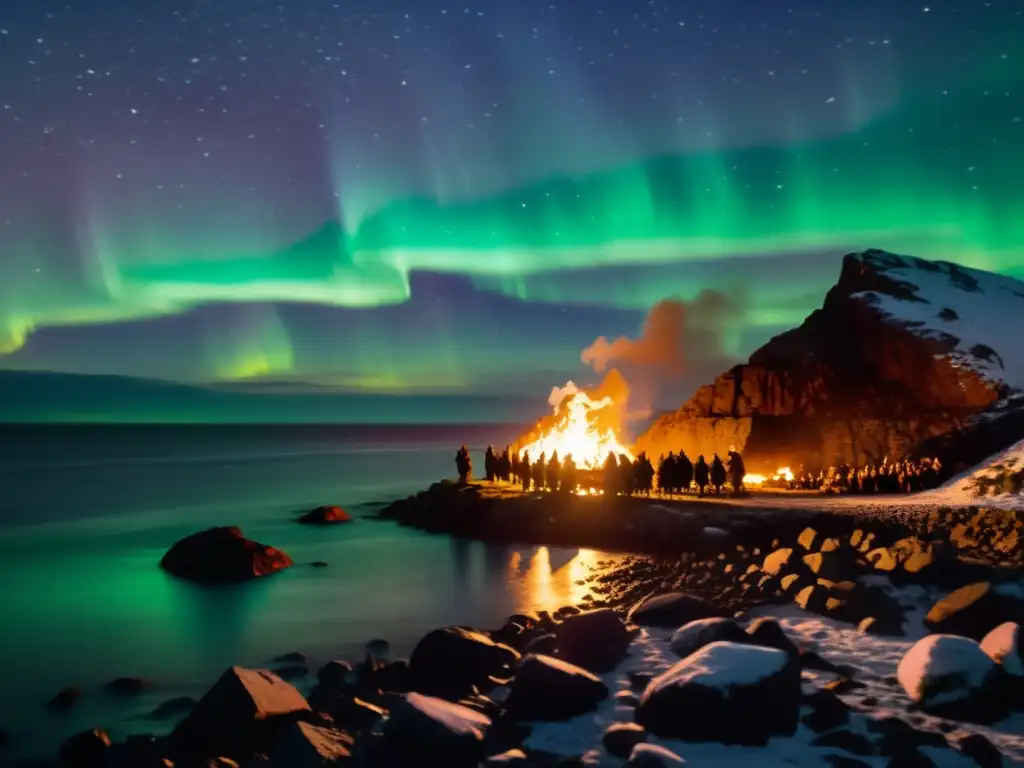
[484,445,497,482]
[694,455,710,497]
[520,451,533,491]
[727,450,746,496]
[455,444,472,484]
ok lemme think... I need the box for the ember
[514,373,634,470]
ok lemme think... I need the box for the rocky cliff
[634,249,1024,471]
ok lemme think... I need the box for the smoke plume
[581,290,745,415]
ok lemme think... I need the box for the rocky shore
[13,481,1024,767]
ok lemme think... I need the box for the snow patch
[849,249,1024,389]
[643,641,789,696]
[911,439,1024,509]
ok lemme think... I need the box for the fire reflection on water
[507,546,606,615]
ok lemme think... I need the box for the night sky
[0,1,1021,416]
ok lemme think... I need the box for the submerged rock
[46,686,82,710]
[298,506,352,525]
[635,640,801,745]
[105,677,152,696]
[160,527,293,584]
[150,696,196,719]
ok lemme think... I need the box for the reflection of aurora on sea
[1,0,1021,395]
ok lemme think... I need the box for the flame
[516,383,633,470]
[744,467,795,486]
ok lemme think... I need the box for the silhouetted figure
[511,451,521,485]
[560,454,578,494]
[455,444,472,484]
[619,453,635,496]
[710,454,727,496]
[484,445,496,482]
[726,450,746,496]
[678,451,694,494]
[547,451,561,492]
[635,452,655,496]
[694,455,710,498]
[603,452,620,496]
[520,451,532,491]
[498,447,512,482]
[657,453,672,495]
[534,451,547,491]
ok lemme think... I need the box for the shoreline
[7,481,1024,766]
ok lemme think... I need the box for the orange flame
[516,383,634,470]
[744,467,794,485]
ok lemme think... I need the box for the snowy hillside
[912,439,1024,510]
[850,249,1024,390]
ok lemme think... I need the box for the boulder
[505,654,608,720]
[602,722,648,758]
[923,582,1022,640]
[57,728,111,768]
[483,749,532,765]
[801,689,851,733]
[955,733,1005,768]
[762,548,796,576]
[669,617,748,658]
[896,635,1004,722]
[979,621,1023,676]
[746,617,801,660]
[266,721,353,768]
[298,506,352,525]
[316,660,354,689]
[408,627,519,697]
[627,592,722,628]
[381,692,490,767]
[160,527,293,584]
[47,686,82,710]
[554,609,632,673]
[635,640,801,745]
[170,666,311,758]
[626,743,686,766]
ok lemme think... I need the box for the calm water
[0,424,614,758]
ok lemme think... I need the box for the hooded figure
[455,444,472,484]
[694,455,710,498]
[726,450,746,496]
[678,451,694,493]
[484,445,497,482]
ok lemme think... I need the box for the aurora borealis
[0,0,1022,419]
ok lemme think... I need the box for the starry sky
[0,0,1021,420]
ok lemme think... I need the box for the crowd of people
[455,445,947,498]
[455,445,747,498]
[788,458,944,494]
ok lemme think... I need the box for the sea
[0,423,616,759]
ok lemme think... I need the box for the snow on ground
[909,440,1024,510]
[522,586,1024,766]
[849,250,1024,389]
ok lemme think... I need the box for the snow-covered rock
[669,617,748,658]
[505,654,609,720]
[554,608,633,673]
[381,692,490,767]
[171,666,311,757]
[636,640,801,745]
[896,634,1002,720]
[980,622,1024,677]
[627,592,722,628]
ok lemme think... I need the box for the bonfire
[514,371,634,470]
[744,466,795,487]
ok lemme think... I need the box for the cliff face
[634,249,1023,470]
